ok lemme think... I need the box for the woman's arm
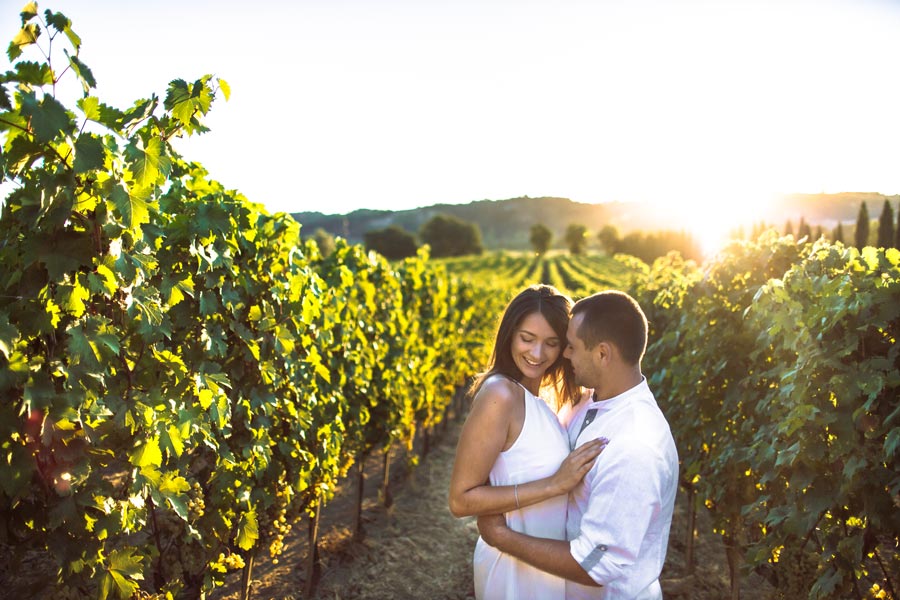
[448,378,606,518]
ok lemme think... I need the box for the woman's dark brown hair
[469,284,578,409]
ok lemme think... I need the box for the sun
[642,189,779,258]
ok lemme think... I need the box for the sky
[2,0,900,237]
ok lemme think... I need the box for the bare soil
[211,412,776,600]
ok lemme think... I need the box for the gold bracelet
[514,483,520,509]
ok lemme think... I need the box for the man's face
[564,312,594,388]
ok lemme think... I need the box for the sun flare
[640,190,780,257]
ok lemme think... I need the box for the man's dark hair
[571,290,648,365]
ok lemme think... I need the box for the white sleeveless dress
[473,379,571,600]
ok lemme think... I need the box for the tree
[855,202,870,248]
[877,200,894,248]
[363,225,418,260]
[419,214,483,258]
[564,224,588,255]
[784,220,794,237]
[797,217,812,241]
[833,222,845,244]
[598,225,620,254]
[529,224,552,255]
[312,227,336,257]
[896,201,900,249]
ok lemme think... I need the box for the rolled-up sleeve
[569,437,664,594]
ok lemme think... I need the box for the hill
[292,193,899,250]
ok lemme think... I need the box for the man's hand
[477,513,508,548]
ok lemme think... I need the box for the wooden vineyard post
[353,455,365,540]
[685,486,696,576]
[303,499,321,599]
[874,548,897,600]
[239,553,254,600]
[422,426,431,459]
[723,517,746,600]
[382,445,393,508]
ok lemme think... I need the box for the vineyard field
[2,7,899,600]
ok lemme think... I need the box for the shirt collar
[589,376,648,411]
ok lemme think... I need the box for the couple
[449,285,679,599]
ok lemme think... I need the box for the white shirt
[565,379,679,599]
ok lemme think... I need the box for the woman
[448,284,605,599]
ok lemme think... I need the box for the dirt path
[212,411,775,600]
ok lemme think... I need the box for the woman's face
[511,311,562,383]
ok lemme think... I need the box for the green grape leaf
[73,133,104,173]
[20,93,71,143]
[218,77,231,101]
[236,509,259,550]
[121,97,157,133]
[77,96,100,120]
[109,181,149,229]
[162,424,184,457]
[197,388,214,410]
[99,548,144,600]
[159,472,189,494]
[885,428,900,459]
[14,60,53,85]
[125,136,171,187]
[44,11,73,37]
[131,438,162,468]
[65,51,95,94]
[58,282,90,317]
[67,323,101,365]
[0,313,19,359]
[88,263,118,296]
[7,23,40,62]
[20,2,38,21]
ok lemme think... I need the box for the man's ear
[592,341,612,366]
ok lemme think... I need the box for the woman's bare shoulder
[473,374,522,408]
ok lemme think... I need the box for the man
[477,290,679,599]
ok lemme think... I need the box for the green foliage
[614,229,702,263]
[419,213,483,258]
[597,224,619,254]
[0,6,482,598]
[529,223,552,255]
[832,221,845,244]
[310,227,336,257]
[564,223,587,255]
[856,202,870,248]
[629,232,900,599]
[363,224,418,260]
[877,200,894,248]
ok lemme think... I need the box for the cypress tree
[797,217,812,241]
[877,200,894,248]
[814,225,824,240]
[855,202,870,248]
[784,220,794,237]
[896,201,900,248]
[833,222,845,244]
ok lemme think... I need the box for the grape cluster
[262,481,294,564]
[187,481,205,521]
[210,551,245,573]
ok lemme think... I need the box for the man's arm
[477,514,601,587]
